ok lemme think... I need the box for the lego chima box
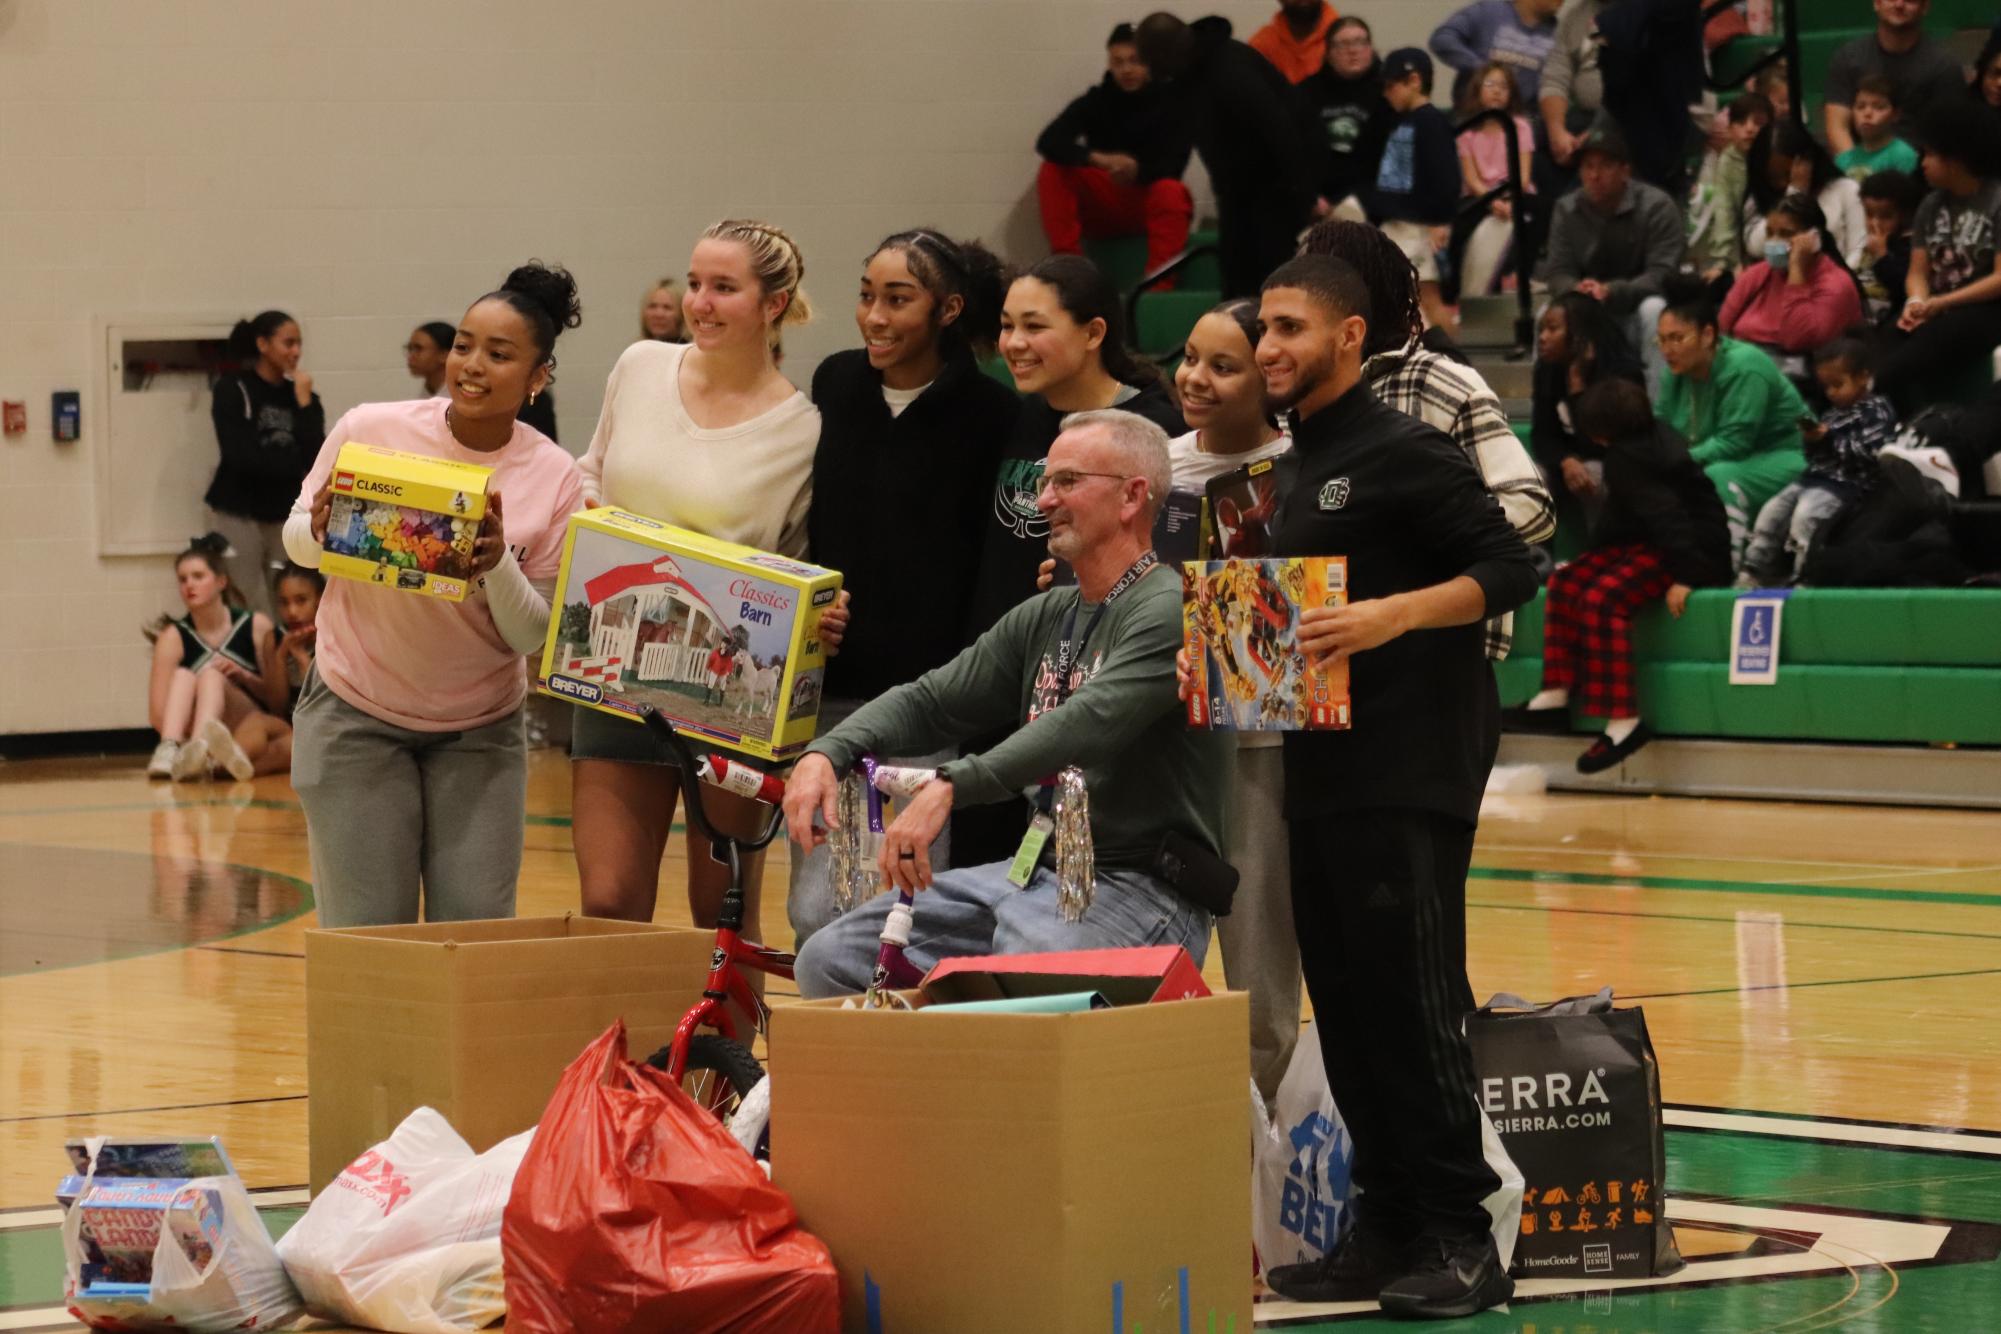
[1181,557,1351,731]
[539,508,843,762]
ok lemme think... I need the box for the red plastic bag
[501,1021,839,1334]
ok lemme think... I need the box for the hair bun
[501,261,583,334]
[191,531,235,558]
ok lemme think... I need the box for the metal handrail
[1450,106,1535,355]
[1122,241,1223,365]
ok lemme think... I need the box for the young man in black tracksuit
[1243,255,1540,1318]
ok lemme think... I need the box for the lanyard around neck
[1052,551,1159,708]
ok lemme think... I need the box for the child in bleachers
[1452,60,1534,297]
[1858,170,1923,325]
[1877,100,2001,415]
[1368,47,1461,335]
[1509,378,1731,773]
[1740,339,1896,587]
[1688,93,1772,298]
[1836,76,1919,183]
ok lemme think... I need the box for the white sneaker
[201,718,255,782]
[147,739,180,779]
[170,736,211,782]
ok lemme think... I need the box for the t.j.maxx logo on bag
[336,1149,414,1215]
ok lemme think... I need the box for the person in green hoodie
[1654,299,1807,565]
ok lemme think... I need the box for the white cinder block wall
[0,0,1463,735]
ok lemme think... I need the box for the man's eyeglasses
[1656,330,1700,349]
[1036,467,1133,496]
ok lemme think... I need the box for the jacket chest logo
[1317,478,1351,511]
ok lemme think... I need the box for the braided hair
[702,218,813,354]
[1296,219,1423,360]
[866,229,1011,361]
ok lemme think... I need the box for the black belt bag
[1150,829,1240,917]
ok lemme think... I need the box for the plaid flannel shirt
[1364,340,1557,660]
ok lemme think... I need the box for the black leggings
[1290,806,1501,1239]
[1875,299,2001,418]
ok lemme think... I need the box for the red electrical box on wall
[2,401,25,436]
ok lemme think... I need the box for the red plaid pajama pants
[1541,544,1674,720]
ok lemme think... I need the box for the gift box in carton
[770,948,1250,1334]
[321,442,491,601]
[1182,556,1351,731]
[539,507,843,762]
[305,915,719,1194]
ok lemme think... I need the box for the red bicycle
[635,707,793,1127]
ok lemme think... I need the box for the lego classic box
[321,442,492,601]
[538,507,843,762]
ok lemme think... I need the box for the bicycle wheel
[653,1033,766,1123]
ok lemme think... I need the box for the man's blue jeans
[793,860,1213,999]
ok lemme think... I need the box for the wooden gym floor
[4,748,2001,1329]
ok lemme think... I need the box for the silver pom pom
[828,770,877,913]
[870,765,935,801]
[1051,766,1094,923]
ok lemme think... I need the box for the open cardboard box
[304,915,720,1194]
[770,947,1250,1334]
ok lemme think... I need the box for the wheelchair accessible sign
[1729,590,1789,686]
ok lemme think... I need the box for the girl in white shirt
[573,219,830,937]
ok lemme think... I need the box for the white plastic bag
[276,1107,532,1334]
[1250,1019,1526,1272]
[63,1171,303,1331]
[1252,1026,1355,1271]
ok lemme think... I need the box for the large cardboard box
[321,442,491,601]
[304,915,714,1194]
[538,507,843,761]
[770,963,1250,1334]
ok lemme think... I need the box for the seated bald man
[784,409,1232,999]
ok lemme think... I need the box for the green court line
[1,847,316,980]
[1629,965,2001,1001]
[1470,865,2001,908]
[1467,900,2001,942]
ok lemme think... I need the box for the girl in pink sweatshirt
[1720,194,1865,357]
[282,263,585,927]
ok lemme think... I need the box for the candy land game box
[1182,557,1351,731]
[320,442,492,601]
[539,508,843,762]
[73,1178,223,1298]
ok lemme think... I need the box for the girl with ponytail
[145,534,289,781]
[572,218,830,936]
[784,228,1021,943]
[207,309,322,619]
[280,262,586,927]
[956,253,1182,866]
[966,253,1181,643]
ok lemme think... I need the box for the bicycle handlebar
[637,706,787,852]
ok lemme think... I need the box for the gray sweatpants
[205,508,287,620]
[785,696,955,946]
[291,668,526,927]
[1218,744,1303,1105]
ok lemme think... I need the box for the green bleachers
[1497,589,2001,745]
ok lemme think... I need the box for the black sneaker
[1264,1218,1406,1303]
[1576,720,1655,774]
[1377,1231,1513,1321]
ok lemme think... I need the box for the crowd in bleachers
[1032,0,2001,766]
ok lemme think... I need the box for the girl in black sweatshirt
[960,254,1181,864]
[1512,378,1731,772]
[794,230,1020,941]
[207,310,324,618]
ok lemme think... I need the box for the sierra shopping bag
[501,1020,838,1334]
[1253,1019,1524,1273]
[275,1107,529,1333]
[1466,988,1686,1279]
